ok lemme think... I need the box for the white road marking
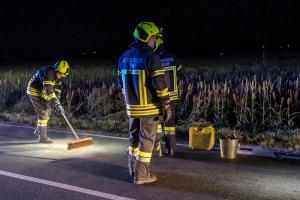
[0,170,134,200]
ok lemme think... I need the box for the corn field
[177,61,300,135]
[0,60,300,139]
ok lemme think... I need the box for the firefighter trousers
[128,116,159,178]
[155,102,177,154]
[28,95,52,139]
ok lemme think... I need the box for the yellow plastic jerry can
[189,125,215,150]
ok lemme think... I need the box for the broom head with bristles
[67,137,95,150]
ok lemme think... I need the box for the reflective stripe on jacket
[27,66,62,101]
[156,44,182,102]
[118,42,170,118]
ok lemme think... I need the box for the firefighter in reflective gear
[118,22,172,184]
[27,60,70,143]
[154,37,183,156]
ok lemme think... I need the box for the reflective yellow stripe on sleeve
[43,81,55,86]
[48,93,57,100]
[156,88,169,97]
[170,96,179,101]
[27,87,40,96]
[150,70,165,77]
[27,90,39,96]
[55,88,62,93]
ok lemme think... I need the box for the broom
[60,111,95,150]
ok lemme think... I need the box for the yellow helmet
[54,60,70,77]
[133,22,162,43]
[154,37,164,51]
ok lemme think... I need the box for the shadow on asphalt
[146,149,300,197]
[173,149,300,167]
[49,158,130,182]
[147,172,227,196]
[0,141,38,146]
[0,151,58,161]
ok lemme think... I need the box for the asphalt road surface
[0,123,299,200]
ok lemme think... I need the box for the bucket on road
[219,138,238,159]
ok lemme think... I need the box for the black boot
[39,136,54,144]
[164,134,173,156]
[134,161,157,185]
[38,126,54,144]
[164,134,170,150]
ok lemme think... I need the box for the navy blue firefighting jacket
[118,42,170,118]
[156,44,182,102]
[27,66,62,102]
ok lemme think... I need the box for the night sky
[1,0,300,60]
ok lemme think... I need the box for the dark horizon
[1,1,300,60]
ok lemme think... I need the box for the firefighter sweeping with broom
[27,60,69,144]
[118,22,172,184]
[27,60,94,149]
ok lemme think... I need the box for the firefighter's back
[118,43,161,118]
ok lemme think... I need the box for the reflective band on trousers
[137,156,151,163]
[164,127,176,131]
[157,124,162,133]
[158,125,176,132]
[139,151,152,158]
[164,130,175,135]
[37,119,48,127]
[128,146,139,156]
[129,151,138,157]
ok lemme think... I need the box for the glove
[163,104,173,122]
[54,99,65,114]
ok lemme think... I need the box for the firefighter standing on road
[27,60,69,144]
[117,22,172,184]
[154,35,183,156]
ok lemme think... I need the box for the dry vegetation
[0,58,299,149]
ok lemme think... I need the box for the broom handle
[61,112,80,140]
